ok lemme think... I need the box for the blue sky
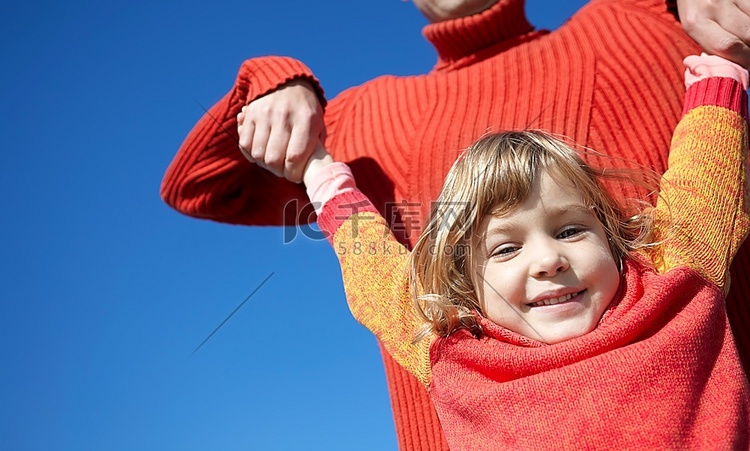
[1,1,589,449]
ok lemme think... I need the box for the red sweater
[317,77,750,450]
[431,261,749,450]
[161,1,750,449]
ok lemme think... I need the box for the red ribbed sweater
[161,1,750,449]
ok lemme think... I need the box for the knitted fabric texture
[160,0,750,449]
[428,261,748,450]
[318,77,749,449]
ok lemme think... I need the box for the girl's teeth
[530,292,579,307]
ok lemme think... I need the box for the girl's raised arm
[303,146,433,387]
[654,55,749,293]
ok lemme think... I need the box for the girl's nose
[530,245,570,278]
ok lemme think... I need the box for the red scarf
[429,259,749,450]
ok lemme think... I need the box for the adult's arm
[160,56,330,225]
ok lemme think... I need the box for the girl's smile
[474,171,621,344]
[527,289,585,307]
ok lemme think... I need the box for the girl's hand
[302,142,334,187]
[684,53,750,89]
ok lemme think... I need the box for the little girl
[259,56,749,449]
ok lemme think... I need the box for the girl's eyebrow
[546,203,592,217]
[484,217,530,240]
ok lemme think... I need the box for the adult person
[162,0,750,449]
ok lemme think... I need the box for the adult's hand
[237,79,325,183]
[677,0,750,69]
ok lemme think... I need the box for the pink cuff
[684,54,749,90]
[305,162,357,215]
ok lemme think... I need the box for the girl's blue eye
[558,227,583,239]
[492,246,520,258]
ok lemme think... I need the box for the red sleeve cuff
[683,77,748,119]
[317,191,380,245]
[238,56,327,108]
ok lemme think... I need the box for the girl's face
[473,171,620,344]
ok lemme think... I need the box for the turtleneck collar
[423,0,538,71]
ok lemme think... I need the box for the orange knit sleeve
[653,77,749,292]
[319,192,433,387]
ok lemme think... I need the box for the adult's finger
[712,3,750,67]
[688,18,749,67]
[238,120,256,163]
[264,121,293,178]
[250,123,274,173]
[283,120,317,183]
